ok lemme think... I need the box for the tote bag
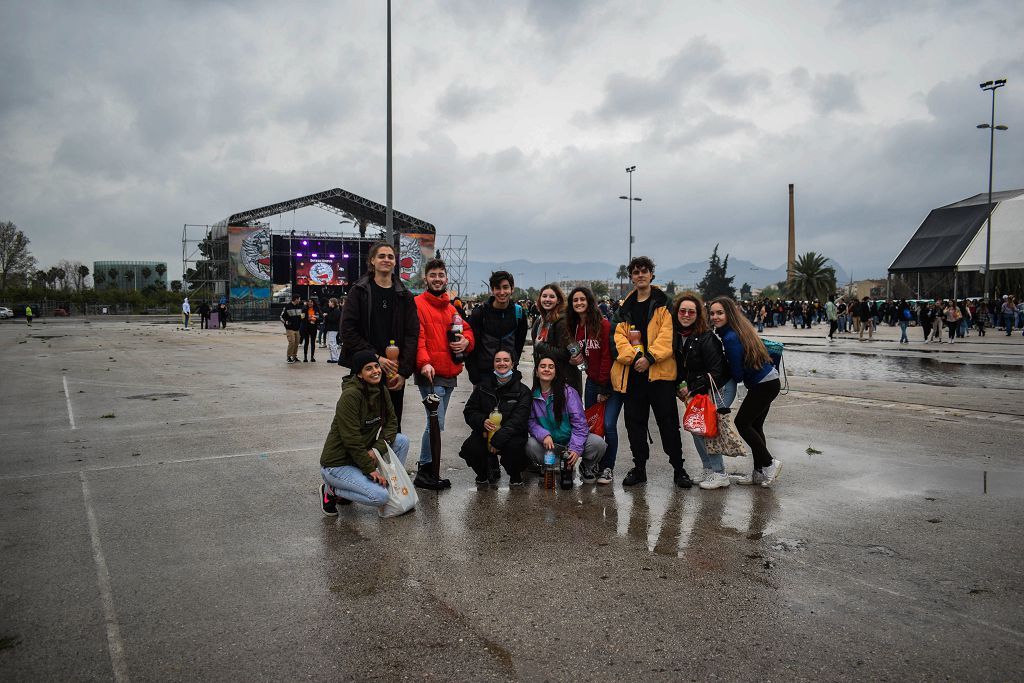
[374,444,418,518]
[682,385,718,438]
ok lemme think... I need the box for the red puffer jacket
[415,291,476,379]
[573,317,612,387]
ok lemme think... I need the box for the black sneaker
[673,468,694,489]
[319,484,338,517]
[509,471,524,486]
[310,357,316,362]
[287,357,296,364]
[414,464,448,491]
[475,473,490,486]
[488,467,502,485]
[302,358,308,363]
[622,467,647,487]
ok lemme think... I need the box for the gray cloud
[436,82,505,120]
[790,68,862,115]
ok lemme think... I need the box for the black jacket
[324,306,341,332]
[280,302,304,331]
[531,314,583,394]
[340,274,419,377]
[463,370,532,451]
[673,330,729,396]
[467,298,528,383]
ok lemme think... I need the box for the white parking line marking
[63,374,77,429]
[80,472,130,682]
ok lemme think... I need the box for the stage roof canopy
[888,189,1024,273]
[213,187,436,235]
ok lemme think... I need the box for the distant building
[94,261,167,291]
[845,279,887,300]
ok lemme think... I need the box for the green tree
[664,280,678,297]
[93,272,106,286]
[77,264,90,290]
[107,268,119,289]
[590,280,609,298]
[740,282,752,300]
[141,266,152,283]
[124,270,135,291]
[0,221,37,290]
[787,252,836,302]
[170,280,183,292]
[760,285,780,299]
[697,244,736,300]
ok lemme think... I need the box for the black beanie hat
[349,349,380,375]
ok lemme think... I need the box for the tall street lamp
[977,78,1008,300]
[619,165,642,265]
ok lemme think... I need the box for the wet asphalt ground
[1,318,1022,681]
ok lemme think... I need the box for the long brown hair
[537,283,566,322]
[366,241,395,274]
[566,286,602,338]
[710,296,771,368]
[671,291,708,335]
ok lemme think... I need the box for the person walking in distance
[611,256,692,489]
[857,296,873,341]
[324,297,342,363]
[413,258,475,490]
[710,297,783,487]
[300,299,319,362]
[825,294,838,342]
[466,271,528,385]
[181,297,191,329]
[198,300,211,329]
[340,241,419,432]
[280,294,304,364]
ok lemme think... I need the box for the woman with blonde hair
[709,296,782,487]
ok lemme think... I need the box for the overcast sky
[2,0,1022,281]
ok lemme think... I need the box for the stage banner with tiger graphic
[397,232,436,293]
[228,225,272,302]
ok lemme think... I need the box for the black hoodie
[462,369,532,451]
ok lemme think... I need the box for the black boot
[414,463,448,491]
[673,466,693,489]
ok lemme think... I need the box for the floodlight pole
[385,0,395,254]
[620,165,641,265]
[978,78,1007,300]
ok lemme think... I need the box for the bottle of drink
[559,452,574,490]
[567,341,587,372]
[487,408,502,446]
[543,449,557,490]
[384,339,399,378]
[448,314,465,364]
[628,325,643,353]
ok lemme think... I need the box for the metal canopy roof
[213,187,436,234]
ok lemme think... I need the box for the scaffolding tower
[181,224,229,300]
[438,234,468,299]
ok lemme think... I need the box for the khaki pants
[286,330,299,358]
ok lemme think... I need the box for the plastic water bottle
[449,314,465,363]
[543,449,557,490]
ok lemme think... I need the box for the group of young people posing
[316,243,783,516]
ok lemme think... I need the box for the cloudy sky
[2,0,1022,281]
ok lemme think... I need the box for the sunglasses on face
[679,309,697,316]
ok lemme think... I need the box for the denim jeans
[583,378,623,470]
[417,383,453,465]
[320,433,410,506]
[899,321,908,343]
[327,331,340,362]
[689,380,736,473]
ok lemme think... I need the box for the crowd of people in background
[315,244,788,517]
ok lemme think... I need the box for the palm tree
[616,264,628,297]
[107,268,118,289]
[78,265,90,290]
[788,252,836,302]
[141,266,152,286]
[124,270,135,291]
[155,263,166,279]
[93,272,106,286]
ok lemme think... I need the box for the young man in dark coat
[340,241,419,431]
[466,271,528,385]
[459,350,532,486]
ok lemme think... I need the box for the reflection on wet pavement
[784,349,1023,390]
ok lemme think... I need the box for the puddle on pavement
[784,350,1022,390]
[125,392,191,400]
[846,466,1024,498]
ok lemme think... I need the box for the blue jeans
[583,378,623,470]
[899,321,908,343]
[321,433,410,506]
[690,380,737,473]
[417,383,453,465]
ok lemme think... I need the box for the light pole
[619,165,641,265]
[977,78,1008,300]
[385,0,396,256]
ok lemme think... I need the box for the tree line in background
[0,220,185,310]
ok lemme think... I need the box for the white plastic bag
[374,444,418,518]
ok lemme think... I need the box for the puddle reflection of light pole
[620,165,642,265]
[977,79,1008,301]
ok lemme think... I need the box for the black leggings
[734,378,781,470]
[301,329,316,359]
[459,433,527,478]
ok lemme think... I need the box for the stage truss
[438,234,468,298]
[181,224,229,299]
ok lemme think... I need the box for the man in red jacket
[414,259,475,490]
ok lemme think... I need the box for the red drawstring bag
[682,392,718,438]
[584,402,606,437]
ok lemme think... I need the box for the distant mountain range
[462,258,850,295]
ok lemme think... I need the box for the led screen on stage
[295,258,349,286]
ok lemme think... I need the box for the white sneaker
[699,471,731,490]
[732,470,767,486]
[690,467,712,484]
[596,468,614,485]
[761,458,783,487]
